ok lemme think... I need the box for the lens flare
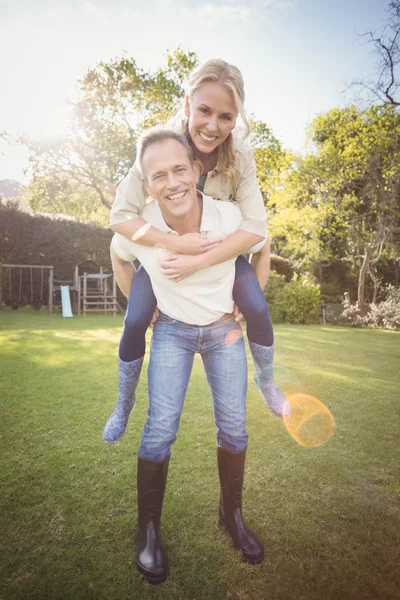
[282,393,335,448]
[273,365,304,397]
[153,244,168,262]
[131,223,151,241]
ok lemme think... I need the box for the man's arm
[110,246,136,299]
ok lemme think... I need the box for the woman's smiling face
[185,81,238,157]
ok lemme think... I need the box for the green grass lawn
[1,310,399,600]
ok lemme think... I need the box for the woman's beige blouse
[110,144,268,239]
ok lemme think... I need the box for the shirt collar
[199,192,218,233]
[147,191,217,236]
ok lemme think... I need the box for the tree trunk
[369,264,380,304]
[358,245,373,313]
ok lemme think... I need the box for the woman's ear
[184,95,191,118]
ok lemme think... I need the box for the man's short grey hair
[137,128,195,178]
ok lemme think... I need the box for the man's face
[142,138,200,222]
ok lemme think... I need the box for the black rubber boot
[136,456,169,584]
[217,447,264,564]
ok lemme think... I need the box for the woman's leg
[232,256,287,417]
[119,266,157,362]
[232,255,274,347]
[103,267,157,443]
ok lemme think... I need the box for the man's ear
[184,95,191,118]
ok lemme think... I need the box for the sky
[0,0,390,183]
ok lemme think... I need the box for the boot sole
[218,518,265,565]
[136,561,167,585]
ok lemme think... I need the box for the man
[111,128,265,584]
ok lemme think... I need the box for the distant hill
[0,179,23,199]
[0,179,32,212]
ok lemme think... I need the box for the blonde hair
[169,59,250,181]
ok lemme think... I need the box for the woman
[103,58,286,444]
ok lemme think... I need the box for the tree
[352,0,400,106]
[250,120,303,264]
[20,49,199,224]
[250,119,291,202]
[266,156,324,266]
[267,105,400,306]
[308,105,400,310]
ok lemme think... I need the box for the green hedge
[0,203,115,306]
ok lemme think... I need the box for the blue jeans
[138,314,248,462]
[119,256,273,362]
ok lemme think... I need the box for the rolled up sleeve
[111,234,137,263]
[247,238,267,254]
[236,148,268,239]
[110,160,149,227]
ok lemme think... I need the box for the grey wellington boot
[248,341,288,417]
[103,356,144,443]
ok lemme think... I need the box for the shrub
[336,305,367,328]
[264,271,286,322]
[364,297,400,331]
[335,286,400,330]
[385,284,400,303]
[264,271,285,304]
[272,275,321,324]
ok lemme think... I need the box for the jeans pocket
[155,312,176,325]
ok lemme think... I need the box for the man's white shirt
[112,193,266,326]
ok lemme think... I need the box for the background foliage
[2,17,399,322]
